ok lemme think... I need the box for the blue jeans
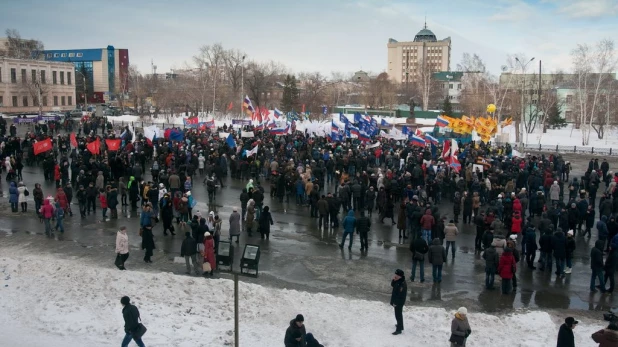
[340,232,353,248]
[445,241,456,258]
[411,259,425,281]
[55,217,64,233]
[44,218,52,235]
[554,257,565,274]
[485,269,495,288]
[121,332,145,347]
[422,229,431,244]
[591,269,605,291]
[432,264,443,282]
[566,256,573,269]
[541,252,553,272]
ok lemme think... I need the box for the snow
[0,250,604,347]
[503,124,618,150]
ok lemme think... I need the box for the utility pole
[515,57,535,149]
[234,273,239,347]
[240,55,245,117]
[538,60,543,133]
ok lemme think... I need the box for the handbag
[139,228,143,237]
[133,317,147,339]
[114,253,123,268]
[202,262,212,272]
[24,189,30,196]
[449,333,465,345]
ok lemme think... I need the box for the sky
[2,0,617,78]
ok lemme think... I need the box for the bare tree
[363,72,397,109]
[223,49,246,104]
[245,60,285,108]
[21,70,50,115]
[193,43,226,114]
[413,59,434,111]
[298,72,328,117]
[571,39,617,145]
[1,29,45,59]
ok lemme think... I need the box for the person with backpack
[410,236,428,282]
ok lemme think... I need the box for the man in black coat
[284,314,307,347]
[180,231,199,275]
[410,237,428,282]
[356,211,371,251]
[391,269,407,335]
[556,316,577,347]
[120,296,146,347]
[591,239,606,293]
[551,230,567,277]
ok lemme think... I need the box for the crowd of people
[3,115,618,346]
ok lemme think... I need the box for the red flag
[70,132,77,148]
[87,138,100,155]
[105,139,121,151]
[255,108,262,123]
[302,104,305,113]
[184,117,199,125]
[227,102,233,111]
[33,138,53,155]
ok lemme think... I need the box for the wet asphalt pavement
[1,126,617,318]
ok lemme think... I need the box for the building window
[53,96,58,106]
[449,84,453,89]
[61,96,65,106]
[566,95,573,104]
[22,96,28,106]
[68,53,75,58]
[53,71,57,84]
[53,53,60,58]
[34,96,39,106]
[31,69,37,82]
[76,53,83,57]
[67,72,71,85]
[12,96,18,106]
[0,96,3,106]
[457,84,461,90]
[41,70,46,84]
[61,53,67,57]
[0,67,2,82]
[68,96,72,106]
[43,96,48,106]
[60,71,64,85]
[565,110,572,121]
[21,69,26,83]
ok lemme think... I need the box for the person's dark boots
[392,330,402,335]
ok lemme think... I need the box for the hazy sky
[2,0,617,77]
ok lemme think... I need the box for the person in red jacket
[55,187,68,213]
[420,209,435,244]
[497,248,516,294]
[511,211,523,237]
[99,189,109,222]
[512,196,522,215]
[39,199,55,237]
[54,163,61,188]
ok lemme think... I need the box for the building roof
[414,24,437,42]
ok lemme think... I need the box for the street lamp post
[515,57,535,150]
[240,55,245,117]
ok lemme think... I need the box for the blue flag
[226,134,236,148]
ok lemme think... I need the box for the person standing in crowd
[284,314,307,347]
[180,231,199,275]
[17,182,28,213]
[120,296,146,347]
[482,242,499,290]
[410,236,428,282]
[498,247,516,294]
[258,205,274,240]
[39,198,54,237]
[428,238,446,283]
[604,243,617,293]
[591,322,618,346]
[115,226,129,270]
[229,207,241,243]
[356,211,371,251]
[444,220,459,260]
[556,317,577,347]
[202,232,216,277]
[591,239,606,293]
[339,210,356,250]
[420,209,435,245]
[449,307,472,347]
[390,269,407,335]
[565,230,576,274]
[140,204,155,263]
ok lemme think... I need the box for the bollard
[592,147,594,154]
[574,146,576,152]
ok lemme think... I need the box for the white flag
[246,145,259,157]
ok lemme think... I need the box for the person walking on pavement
[449,307,472,347]
[604,244,618,293]
[591,239,607,293]
[39,198,55,237]
[410,237,428,282]
[444,220,459,260]
[556,317,577,347]
[180,231,199,275]
[317,195,329,229]
[390,269,407,335]
[498,247,516,294]
[428,238,446,283]
[482,243,499,290]
[356,211,371,251]
[115,226,130,270]
[420,209,435,245]
[339,210,356,250]
[120,296,146,347]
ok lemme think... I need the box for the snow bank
[503,124,618,150]
[0,251,604,347]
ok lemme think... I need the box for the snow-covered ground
[502,124,618,150]
[0,250,604,347]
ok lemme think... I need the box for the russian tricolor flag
[358,130,371,142]
[270,125,289,135]
[410,134,426,147]
[349,125,360,136]
[425,134,439,145]
[436,116,450,127]
[274,108,282,119]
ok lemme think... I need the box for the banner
[241,131,254,138]
[33,138,53,155]
[105,139,121,151]
[70,132,77,148]
[366,141,381,149]
[87,138,100,155]
[183,117,199,125]
[232,119,251,126]
[143,125,162,141]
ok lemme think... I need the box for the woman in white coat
[17,182,28,213]
[115,226,130,270]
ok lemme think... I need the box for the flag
[358,130,371,142]
[227,102,234,111]
[246,145,259,157]
[436,116,450,127]
[242,95,255,116]
[87,138,100,155]
[254,122,264,131]
[425,134,439,145]
[33,138,53,155]
[226,134,236,148]
[183,117,199,126]
[441,139,451,160]
[381,119,391,127]
[274,108,283,119]
[204,119,215,129]
[354,112,362,124]
[401,126,409,135]
[331,121,339,133]
[410,135,425,147]
[339,113,349,125]
[301,104,306,113]
[270,126,289,135]
[169,128,184,142]
[348,124,360,137]
[144,125,161,141]
[105,139,121,151]
[446,156,461,173]
[70,132,77,148]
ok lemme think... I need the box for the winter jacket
[342,210,356,234]
[420,210,435,230]
[597,216,609,240]
[410,237,429,260]
[591,239,605,271]
[591,328,618,347]
[390,277,407,306]
[115,231,129,255]
[482,231,494,249]
[565,237,576,258]
[229,211,241,236]
[549,183,560,201]
[492,236,507,256]
[523,228,538,253]
[483,246,500,272]
[428,238,446,266]
[450,314,471,347]
[317,198,329,215]
[556,323,575,347]
[444,223,458,242]
[180,235,197,257]
[551,231,567,259]
[511,215,523,233]
[122,304,141,334]
[356,215,371,234]
[284,319,307,347]
[39,199,54,219]
[497,249,516,279]
[539,232,553,253]
[605,248,618,273]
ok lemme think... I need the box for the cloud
[551,0,618,18]
[488,1,536,22]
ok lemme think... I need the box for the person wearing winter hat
[120,296,146,347]
[449,307,471,346]
[202,231,216,277]
[390,269,407,335]
[556,317,577,347]
[284,314,306,346]
[591,322,618,346]
[565,230,576,274]
[180,231,199,275]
